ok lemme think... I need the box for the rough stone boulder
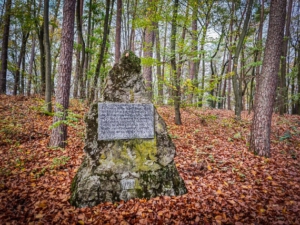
[70,51,187,208]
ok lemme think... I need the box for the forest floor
[1,95,300,225]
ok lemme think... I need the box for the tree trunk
[278,0,293,115]
[38,25,46,95]
[49,0,76,148]
[295,45,300,115]
[249,0,264,113]
[13,32,29,95]
[89,0,111,103]
[115,0,122,63]
[44,0,52,112]
[144,0,155,100]
[188,0,198,105]
[232,0,254,119]
[74,0,85,99]
[27,36,36,96]
[250,0,286,157]
[20,51,26,95]
[171,0,181,125]
[155,22,163,104]
[0,0,12,94]
[81,0,92,99]
[129,0,138,51]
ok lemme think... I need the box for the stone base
[70,156,187,208]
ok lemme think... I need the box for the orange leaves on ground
[1,97,300,224]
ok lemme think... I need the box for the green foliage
[141,57,157,66]
[49,109,81,130]
[51,156,70,169]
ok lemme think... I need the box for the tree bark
[49,0,76,148]
[278,0,293,115]
[13,32,29,95]
[155,22,163,104]
[171,0,181,125]
[81,0,92,99]
[188,0,198,105]
[27,36,36,96]
[115,0,122,63]
[0,0,12,94]
[144,0,155,100]
[250,0,286,157]
[44,0,52,112]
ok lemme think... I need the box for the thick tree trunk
[250,0,286,157]
[44,0,52,112]
[115,0,122,63]
[49,0,76,148]
[0,0,12,94]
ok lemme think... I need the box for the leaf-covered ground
[1,95,300,225]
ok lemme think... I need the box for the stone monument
[70,51,187,208]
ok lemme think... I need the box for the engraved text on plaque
[98,103,154,140]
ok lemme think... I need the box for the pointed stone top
[103,51,149,103]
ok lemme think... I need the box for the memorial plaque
[98,103,154,140]
[120,179,135,190]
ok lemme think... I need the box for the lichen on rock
[70,51,187,208]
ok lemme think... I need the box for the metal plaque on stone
[98,103,154,140]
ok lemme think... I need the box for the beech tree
[49,0,76,148]
[250,0,287,157]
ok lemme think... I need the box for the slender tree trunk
[49,0,76,148]
[115,0,122,63]
[81,0,92,99]
[155,22,163,104]
[171,0,181,125]
[249,0,264,113]
[20,52,26,95]
[296,45,300,114]
[27,36,36,96]
[74,0,85,99]
[250,0,286,157]
[144,0,155,99]
[278,0,293,114]
[38,25,46,95]
[218,47,227,109]
[14,32,29,95]
[232,0,254,119]
[44,0,52,112]
[129,0,138,51]
[188,0,198,105]
[0,0,12,94]
[89,0,111,103]
[50,0,61,46]
[162,16,168,103]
